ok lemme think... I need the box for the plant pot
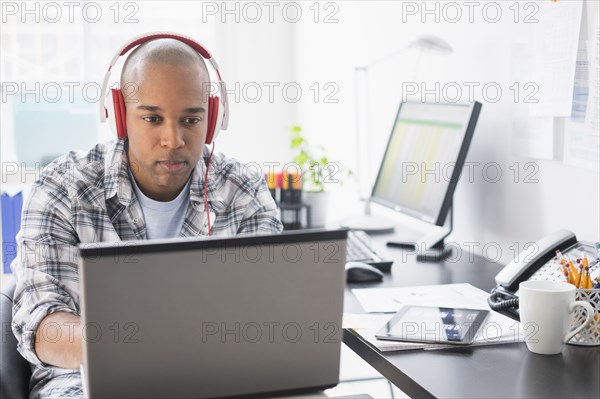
[303,191,329,228]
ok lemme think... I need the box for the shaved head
[121,37,213,202]
[120,38,209,88]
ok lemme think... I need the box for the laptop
[78,229,347,398]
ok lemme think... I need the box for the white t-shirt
[129,171,191,240]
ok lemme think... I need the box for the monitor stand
[416,240,454,262]
[416,206,454,262]
[340,199,395,234]
[385,206,454,262]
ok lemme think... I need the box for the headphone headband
[99,31,228,131]
[119,33,211,58]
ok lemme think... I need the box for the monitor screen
[371,101,481,225]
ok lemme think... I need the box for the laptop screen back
[79,229,347,398]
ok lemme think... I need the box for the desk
[342,238,600,399]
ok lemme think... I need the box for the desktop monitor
[345,100,481,251]
[371,101,482,227]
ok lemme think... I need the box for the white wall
[1,1,598,268]
[293,1,600,263]
[212,18,295,166]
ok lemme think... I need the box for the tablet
[375,305,490,345]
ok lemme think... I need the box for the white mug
[519,280,593,355]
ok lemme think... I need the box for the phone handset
[494,229,577,287]
[488,229,577,314]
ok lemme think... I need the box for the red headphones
[99,31,229,144]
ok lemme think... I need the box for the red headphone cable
[204,142,215,236]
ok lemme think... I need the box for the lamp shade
[410,35,453,55]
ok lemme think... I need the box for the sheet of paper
[561,35,600,172]
[571,41,590,123]
[530,0,583,116]
[352,283,491,314]
[342,313,392,330]
[585,23,600,139]
[563,117,600,172]
[509,43,554,159]
[348,284,525,352]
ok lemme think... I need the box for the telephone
[488,229,600,320]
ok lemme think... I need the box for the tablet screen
[375,305,490,345]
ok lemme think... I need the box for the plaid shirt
[11,139,282,397]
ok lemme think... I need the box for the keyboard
[346,230,393,272]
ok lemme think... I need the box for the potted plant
[290,126,350,227]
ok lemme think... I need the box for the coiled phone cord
[487,293,519,312]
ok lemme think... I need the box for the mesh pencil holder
[568,289,600,346]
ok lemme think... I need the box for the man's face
[124,62,210,201]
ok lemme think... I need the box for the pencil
[568,256,580,286]
[576,259,583,288]
[562,259,575,285]
[585,269,593,289]
[581,254,591,289]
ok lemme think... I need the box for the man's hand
[35,312,83,370]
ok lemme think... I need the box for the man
[11,37,283,398]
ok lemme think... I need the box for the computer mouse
[345,261,384,283]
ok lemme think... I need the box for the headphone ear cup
[106,90,118,137]
[205,95,220,144]
[111,88,128,139]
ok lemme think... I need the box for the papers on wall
[570,42,590,124]
[585,26,600,135]
[346,284,524,352]
[563,32,600,172]
[564,117,600,172]
[529,0,583,117]
[510,1,599,171]
[510,43,554,160]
